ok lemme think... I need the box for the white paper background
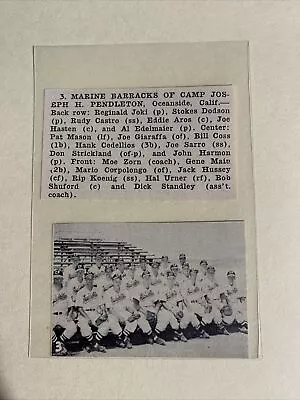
[0,1,299,399]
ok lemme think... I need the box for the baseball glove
[94,311,108,326]
[175,310,184,320]
[146,310,157,325]
[127,312,141,323]
[132,297,141,311]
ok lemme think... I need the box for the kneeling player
[76,271,124,353]
[181,267,210,338]
[224,271,248,333]
[52,269,77,356]
[155,270,188,342]
[105,271,154,349]
[132,269,166,345]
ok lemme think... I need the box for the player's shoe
[53,341,68,356]
[94,343,106,353]
[124,337,133,349]
[198,330,210,339]
[146,336,154,345]
[219,326,230,335]
[239,326,248,334]
[174,331,188,342]
[115,338,126,348]
[153,336,166,346]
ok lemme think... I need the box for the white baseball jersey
[182,280,202,305]
[224,281,242,303]
[134,283,161,312]
[201,277,220,299]
[52,285,69,315]
[63,265,77,286]
[104,287,131,315]
[150,274,165,290]
[122,273,140,296]
[76,285,104,312]
[162,285,183,312]
[97,274,113,292]
[67,277,85,306]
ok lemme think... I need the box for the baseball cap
[227,271,236,277]
[53,269,63,278]
[84,270,95,278]
[166,270,175,278]
[111,271,122,280]
[142,269,151,278]
[152,261,160,268]
[207,265,215,273]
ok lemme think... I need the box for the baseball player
[180,267,210,338]
[160,255,170,277]
[104,271,153,349]
[132,269,166,345]
[150,261,165,288]
[52,269,77,356]
[138,255,148,278]
[76,270,123,353]
[89,252,106,281]
[196,260,208,287]
[201,265,221,300]
[67,264,86,306]
[63,255,80,287]
[224,271,248,333]
[122,262,140,296]
[180,262,191,293]
[178,253,187,269]
[116,258,126,279]
[155,270,188,342]
[169,264,181,287]
[201,266,229,335]
[97,264,114,292]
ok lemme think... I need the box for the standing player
[116,258,126,279]
[104,271,153,349]
[180,262,191,293]
[63,255,80,287]
[67,264,86,306]
[196,260,208,287]
[150,261,165,288]
[89,252,106,281]
[97,264,114,293]
[201,265,220,301]
[160,255,170,277]
[76,270,123,353]
[178,253,187,269]
[52,269,77,356]
[122,262,140,297]
[169,264,181,287]
[137,255,149,278]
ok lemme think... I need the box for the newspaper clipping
[52,221,248,358]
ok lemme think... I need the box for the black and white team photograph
[51,221,248,358]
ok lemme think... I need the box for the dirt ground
[70,332,248,358]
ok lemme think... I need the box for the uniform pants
[78,313,122,338]
[117,310,152,335]
[52,314,77,339]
